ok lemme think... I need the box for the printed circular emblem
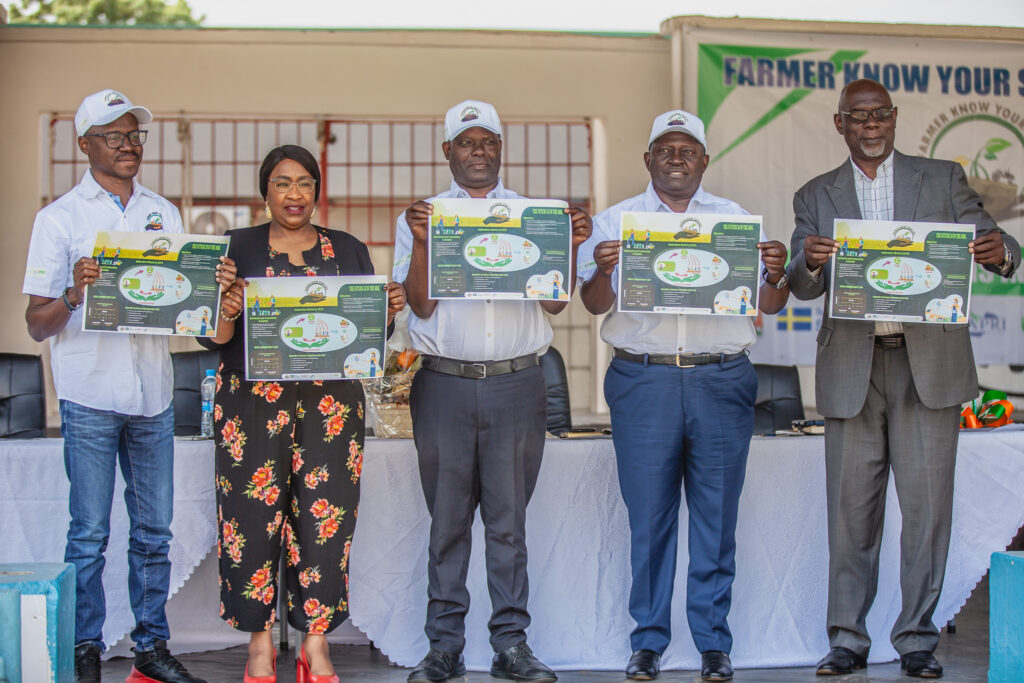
[674,217,702,239]
[460,106,481,123]
[866,257,942,295]
[653,248,729,287]
[105,91,126,106]
[145,211,163,231]
[484,203,511,225]
[118,265,192,306]
[280,313,357,352]
[299,281,329,304]
[668,112,689,126]
[464,234,540,272]
[886,225,916,248]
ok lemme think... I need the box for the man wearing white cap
[23,90,212,683]
[577,111,790,681]
[394,100,591,683]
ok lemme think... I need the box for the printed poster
[83,231,229,336]
[428,197,572,300]
[244,275,388,381]
[617,211,762,315]
[829,219,975,323]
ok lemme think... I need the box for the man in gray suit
[787,79,1019,679]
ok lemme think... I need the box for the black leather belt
[420,353,539,379]
[614,348,746,368]
[874,334,906,349]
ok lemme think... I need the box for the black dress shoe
[901,651,943,678]
[625,649,661,680]
[129,641,205,683]
[490,642,557,682]
[407,649,466,682]
[816,646,867,675]
[75,643,102,683]
[701,651,734,681]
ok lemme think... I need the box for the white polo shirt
[577,182,765,356]
[392,179,552,361]
[22,171,182,417]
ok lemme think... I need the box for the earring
[310,206,316,219]
[264,203,272,220]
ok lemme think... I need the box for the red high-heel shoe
[296,644,339,683]
[243,650,277,683]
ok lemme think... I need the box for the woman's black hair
[258,145,321,201]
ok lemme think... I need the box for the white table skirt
[2,429,1023,669]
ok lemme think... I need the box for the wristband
[219,307,242,322]
[62,289,82,313]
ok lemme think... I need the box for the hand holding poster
[244,275,388,381]
[428,198,572,300]
[828,218,975,323]
[83,231,229,336]
[617,211,762,315]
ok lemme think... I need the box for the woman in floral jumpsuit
[202,145,404,680]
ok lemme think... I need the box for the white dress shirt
[576,182,765,355]
[851,152,903,335]
[22,171,182,417]
[392,179,553,361]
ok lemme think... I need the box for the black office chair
[0,353,46,438]
[753,364,805,434]
[171,350,221,436]
[539,347,572,436]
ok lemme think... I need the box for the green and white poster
[828,219,974,323]
[83,231,229,336]
[681,25,1024,363]
[428,197,572,300]
[244,275,388,381]
[617,211,762,315]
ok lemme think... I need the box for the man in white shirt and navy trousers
[23,90,211,683]
[394,100,591,683]
[577,111,791,681]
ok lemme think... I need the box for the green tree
[8,0,204,26]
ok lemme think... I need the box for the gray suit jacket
[787,150,1020,418]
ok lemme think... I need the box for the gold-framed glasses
[270,178,317,194]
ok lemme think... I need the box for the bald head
[838,79,893,113]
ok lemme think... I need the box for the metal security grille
[46,115,592,246]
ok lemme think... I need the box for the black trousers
[410,364,546,654]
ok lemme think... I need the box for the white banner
[683,27,1024,365]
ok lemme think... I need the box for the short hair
[258,145,321,201]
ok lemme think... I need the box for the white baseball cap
[75,89,153,136]
[444,100,502,142]
[648,110,707,152]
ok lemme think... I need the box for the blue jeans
[60,400,174,651]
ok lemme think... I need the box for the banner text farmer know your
[722,59,1024,97]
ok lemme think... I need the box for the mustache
[116,153,139,161]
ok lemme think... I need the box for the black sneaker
[127,641,206,683]
[75,643,102,683]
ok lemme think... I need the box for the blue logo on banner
[776,307,813,331]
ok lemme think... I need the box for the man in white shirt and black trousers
[23,90,232,683]
[577,110,791,681]
[393,100,592,683]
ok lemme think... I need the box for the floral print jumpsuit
[215,228,365,634]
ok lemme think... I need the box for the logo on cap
[145,212,163,231]
[460,106,481,123]
[667,112,688,126]
[105,91,126,107]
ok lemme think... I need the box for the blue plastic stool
[0,563,76,683]
[990,551,1024,683]
[0,588,21,683]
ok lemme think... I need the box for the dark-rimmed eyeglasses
[83,130,148,148]
[270,178,317,194]
[838,107,896,123]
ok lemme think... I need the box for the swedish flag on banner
[776,307,813,331]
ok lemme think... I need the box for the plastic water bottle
[201,369,217,438]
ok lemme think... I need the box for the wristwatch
[762,267,789,289]
[62,288,82,313]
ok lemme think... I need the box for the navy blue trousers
[605,354,757,655]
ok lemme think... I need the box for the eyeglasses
[83,130,148,148]
[839,107,896,123]
[270,178,317,194]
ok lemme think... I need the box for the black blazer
[198,223,376,373]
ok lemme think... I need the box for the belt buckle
[675,354,695,368]
[471,362,488,379]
